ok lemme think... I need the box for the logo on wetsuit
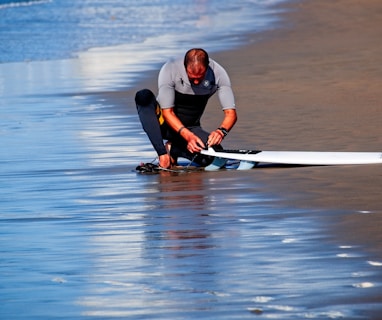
[156,104,164,125]
[202,79,210,87]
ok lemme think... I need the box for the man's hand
[185,132,205,153]
[207,129,225,147]
[162,107,205,153]
[158,154,172,169]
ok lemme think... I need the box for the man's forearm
[219,109,237,132]
[162,108,184,133]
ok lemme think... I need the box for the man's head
[184,48,209,85]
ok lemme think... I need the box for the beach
[125,0,382,257]
[101,0,382,316]
[218,0,382,258]
[1,0,382,319]
[120,0,382,315]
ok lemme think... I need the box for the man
[135,48,237,169]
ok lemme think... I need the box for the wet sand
[217,0,382,259]
[1,1,382,318]
[123,0,382,259]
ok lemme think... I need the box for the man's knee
[135,89,156,106]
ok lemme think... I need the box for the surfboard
[200,148,382,166]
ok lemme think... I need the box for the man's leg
[135,89,171,168]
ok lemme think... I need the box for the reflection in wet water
[71,171,381,319]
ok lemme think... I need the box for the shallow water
[0,0,283,64]
[1,59,382,319]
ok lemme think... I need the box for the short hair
[184,48,210,69]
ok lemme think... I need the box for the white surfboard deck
[201,148,382,166]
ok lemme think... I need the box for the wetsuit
[135,57,236,164]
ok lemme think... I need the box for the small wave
[51,277,67,283]
[303,311,346,319]
[282,238,297,243]
[336,253,360,258]
[252,296,274,303]
[0,0,51,10]
[352,282,374,288]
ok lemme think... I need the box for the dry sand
[124,0,382,258]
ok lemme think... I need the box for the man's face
[186,66,207,85]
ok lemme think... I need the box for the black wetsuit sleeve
[136,104,167,156]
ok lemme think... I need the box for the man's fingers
[187,137,205,153]
[207,131,223,146]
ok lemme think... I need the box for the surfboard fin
[237,161,257,170]
[204,157,227,171]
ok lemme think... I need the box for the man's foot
[158,142,177,168]
[165,141,172,154]
[164,141,177,166]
